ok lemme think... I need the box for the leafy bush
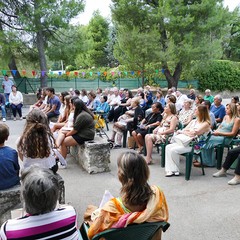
[192,60,240,91]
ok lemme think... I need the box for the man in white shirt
[175,90,188,112]
[107,87,121,122]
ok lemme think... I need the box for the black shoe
[113,144,122,149]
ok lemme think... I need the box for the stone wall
[0,185,22,225]
[70,137,110,174]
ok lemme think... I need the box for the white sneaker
[20,117,23,120]
[213,170,226,177]
[13,117,16,121]
[228,177,240,185]
[58,162,67,169]
[2,118,6,122]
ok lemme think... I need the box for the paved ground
[2,105,240,240]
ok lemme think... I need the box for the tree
[111,0,230,88]
[47,26,83,68]
[76,11,109,68]
[223,8,240,61]
[0,0,84,87]
[105,25,119,67]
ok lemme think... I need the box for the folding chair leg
[199,153,205,176]
[161,145,166,168]
[123,131,127,148]
[185,154,193,181]
[216,146,224,170]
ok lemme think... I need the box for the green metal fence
[0,77,199,94]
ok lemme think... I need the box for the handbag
[127,136,136,149]
[173,133,193,147]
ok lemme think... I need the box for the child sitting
[0,124,20,190]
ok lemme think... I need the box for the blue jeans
[0,105,6,118]
[11,103,23,117]
[4,93,10,103]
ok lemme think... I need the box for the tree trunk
[8,56,22,79]
[36,30,48,87]
[163,62,182,89]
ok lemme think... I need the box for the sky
[73,0,240,25]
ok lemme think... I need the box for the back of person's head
[61,91,69,99]
[46,87,55,94]
[26,109,48,125]
[168,102,177,115]
[71,96,79,104]
[117,152,153,206]
[74,89,80,96]
[81,89,87,96]
[231,96,239,104]
[197,104,210,124]
[196,94,204,104]
[21,166,59,215]
[203,100,211,109]
[64,95,72,108]
[102,95,108,102]
[18,109,54,158]
[168,95,176,104]
[127,90,133,98]
[73,99,94,121]
[0,123,9,144]
[88,91,96,99]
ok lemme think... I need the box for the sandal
[146,158,152,165]
[137,147,144,154]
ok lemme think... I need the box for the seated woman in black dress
[132,102,163,154]
[113,90,133,122]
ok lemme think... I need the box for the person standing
[9,85,23,121]
[2,75,14,103]
[0,93,6,122]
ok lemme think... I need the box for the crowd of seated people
[1,85,240,240]
[14,85,239,167]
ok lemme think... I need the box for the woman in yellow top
[87,152,169,240]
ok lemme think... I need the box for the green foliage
[75,11,109,68]
[193,60,240,91]
[66,65,78,71]
[111,0,231,87]
[223,7,240,61]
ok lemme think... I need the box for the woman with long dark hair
[87,152,168,240]
[57,99,95,158]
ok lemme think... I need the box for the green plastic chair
[216,137,234,169]
[181,132,212,181]
[92,221,170,240]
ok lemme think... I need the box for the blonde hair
[226,103,238,119]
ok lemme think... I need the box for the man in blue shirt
[210,95,226,123]
[45,87,61,120]
[0,124,20,190]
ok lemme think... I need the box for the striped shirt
[0,205,79,240]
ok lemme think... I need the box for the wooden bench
[70,137,110,174]
[0,185,21,225]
